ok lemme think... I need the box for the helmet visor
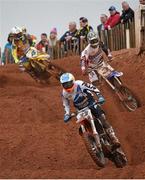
[62,80,74,89]
[90,39,98,45]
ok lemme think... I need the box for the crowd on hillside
[0,1,136,64]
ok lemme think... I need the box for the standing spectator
[97,14,108,38]
[120,1,134,23]
[105,6,121,30]
[97,14,112,59]
[78,17,93,40]
[77,17,93,53]
[36,33,49,53]
[139,0,145,4]
[60,22,78,54]
[48,28,58,59]
[2,33,14,65]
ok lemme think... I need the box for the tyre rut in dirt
[82,133,105,167]
[47,63,66,80]
[119,86,139,112]
[112,149,127,168]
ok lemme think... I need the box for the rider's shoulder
[75,80,83,85]
[75,80,84,86]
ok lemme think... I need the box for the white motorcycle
[71,103,127,168]
[88,64,140,112]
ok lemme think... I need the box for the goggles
[90,39,98,45]
[62,80,74,89]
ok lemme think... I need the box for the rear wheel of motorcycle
[82,133,105,168]
[112,148,127,168]
[29,62,51,83]
[118,86,139,112]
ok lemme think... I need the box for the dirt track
[0,49,145,178]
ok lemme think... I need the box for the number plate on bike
[76,109,91,123]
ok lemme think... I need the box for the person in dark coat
[60,22,78,54]
[120,1,134,23]
[97,14,108,38]
[77,17,93,41]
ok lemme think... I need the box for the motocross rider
[11,26,37,64]
[60,72,120,148]
[10,26,47,80]
[80,31,122,86]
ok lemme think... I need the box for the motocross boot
[106,127,121,149]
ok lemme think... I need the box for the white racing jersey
[61,80,100,115]
[81,44,114,82]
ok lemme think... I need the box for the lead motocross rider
[81,31,122,86]
[60,73,120,148]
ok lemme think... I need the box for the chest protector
[73,85,95,110]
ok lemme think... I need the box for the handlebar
[70,101,99,119]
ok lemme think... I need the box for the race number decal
[88,71,99,83]
[26,47,38,59]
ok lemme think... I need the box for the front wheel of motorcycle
[82,132,105,168]
[111,148,127,168]
[112,78,140,112]
[118,86,140,112]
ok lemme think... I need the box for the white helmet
[60,73,75,92]
[87,31,99,47]
[11,26,22,34]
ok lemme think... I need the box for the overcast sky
[0,0,139,50]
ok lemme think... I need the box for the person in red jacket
[105,6,121,30]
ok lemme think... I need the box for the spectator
[48,28,58,59]
[105,6,121,29]
[139,0,145,4]
[97,14,108,38]
[36,33,49,53]
[2,33,14,64]
[78,17,93,40]
[60,21,78,53]
[120,1,134,23]
[60,22,78,42]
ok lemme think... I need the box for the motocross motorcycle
[20,47,66,83]
[71,103,127,168]
[88,65,139,112]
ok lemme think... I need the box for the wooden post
[126,22,130,49]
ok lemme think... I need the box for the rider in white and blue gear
[80,31,123,86]
[60,73,120,148]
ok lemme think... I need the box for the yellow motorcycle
[21,47,66,83]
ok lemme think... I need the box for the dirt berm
[0,49,145,178]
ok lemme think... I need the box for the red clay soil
[0,48,145,179]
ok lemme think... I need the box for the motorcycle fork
[90,119,102,149]
[102,76,124,101]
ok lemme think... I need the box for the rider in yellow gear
[10,26,50,82]
[11,26,34,64]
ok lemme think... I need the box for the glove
[64,114,70,123]
[98,96,105,105]
[81,67,86,75]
